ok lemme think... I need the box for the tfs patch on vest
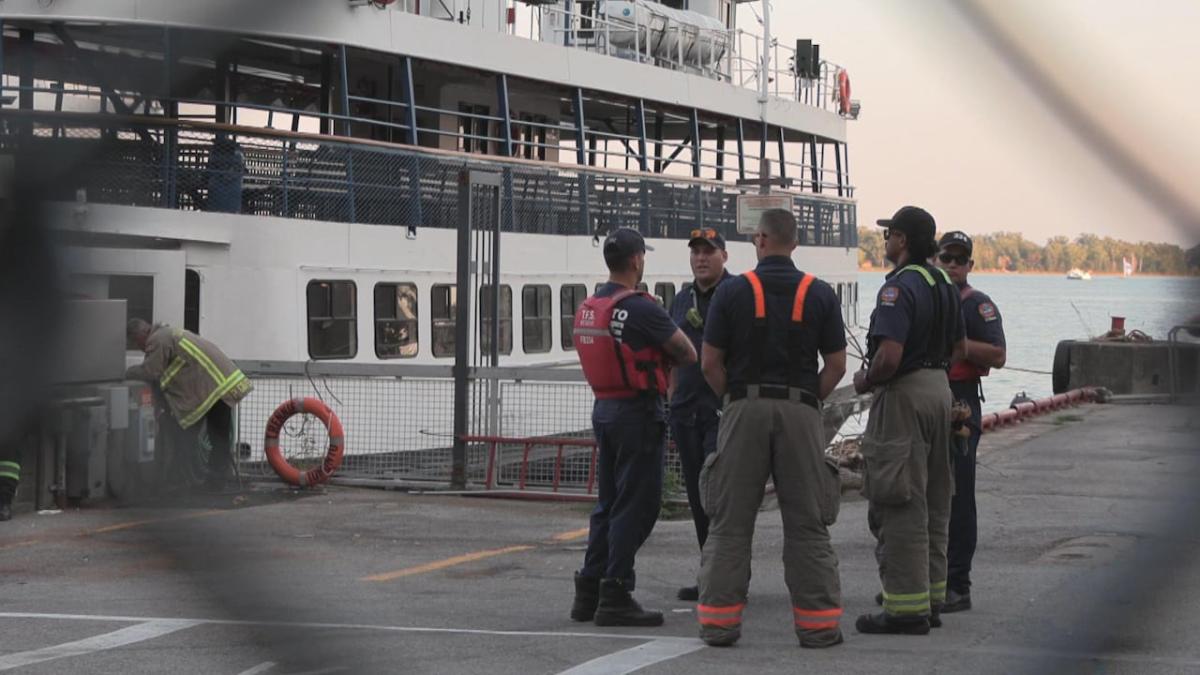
[979,302,998,321]
[879,286,900,306]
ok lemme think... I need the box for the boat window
[522,284,553,354]
[480,284,513,356]
[654,282,676,312]
[560,284,588,350]
[431,284,457,358]
[184,269,201,334]
[109,275,154,349]
[374,282,419,359]
[307,280,357,359]
[458,103,491,155]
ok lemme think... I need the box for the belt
[920,360,950,370]
[725,384,819,410]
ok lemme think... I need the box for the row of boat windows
[307,279,858,360]
[306,279,680,360]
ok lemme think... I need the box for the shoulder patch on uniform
[879,286,900,306]
[979,302,997,321]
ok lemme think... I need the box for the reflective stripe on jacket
[127,325,253,429]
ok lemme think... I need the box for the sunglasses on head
[938,252,970,265]
[690,227,718,239]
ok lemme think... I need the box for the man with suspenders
[854,206,966,635]
[936,231,1006,613]
[696,209,848,648]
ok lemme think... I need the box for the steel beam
[634,99,648,172]
[572,88,587,166]
[690,108,702,178]
[496,74,513,157]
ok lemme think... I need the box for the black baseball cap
[938,230,973,256]
[603,228,653,260]
[687,227,726,251]
[876,205,936,243]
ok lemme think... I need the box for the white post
[759,0,770,161]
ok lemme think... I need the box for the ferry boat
[0,0,862,481]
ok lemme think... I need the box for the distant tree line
[858,228,1200,276]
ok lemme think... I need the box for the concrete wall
[1063,341,1200,395]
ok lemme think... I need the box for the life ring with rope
[837,69,851,116]
[264,397,345,487]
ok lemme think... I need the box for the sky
[754,0,1200,248]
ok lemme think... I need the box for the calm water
[849,272,1200,411]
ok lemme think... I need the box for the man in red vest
[570,228,697,627]
[936,231,1006,614]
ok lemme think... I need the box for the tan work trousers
[862,368,954,618]
[697,393,842,646]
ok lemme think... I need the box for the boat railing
[0,80,854,196]
[1,109,857,247]
[523,2,846,112]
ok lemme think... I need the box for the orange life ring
[264,397,345,487]
[837,70,851,115]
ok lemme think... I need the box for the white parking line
[0,619,200,671]
[236,662,277,675]
[555,639,706,675]
[0,611,693,643]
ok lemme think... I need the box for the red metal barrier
[460,434,598,494]
[979,387,1099,434]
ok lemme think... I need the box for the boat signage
[736,194,793,234]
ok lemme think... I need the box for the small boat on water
[1067,268,1093,281]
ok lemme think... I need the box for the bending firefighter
[570,228,697,627]
[854,206,965,635]
[698,209,848,648]
[936,231,1006,613]
[126,319,253,491]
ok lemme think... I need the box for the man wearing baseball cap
[668,227,732,601]
[935,230,1006,615]
[853,206,966,635]
[570,227,697,627]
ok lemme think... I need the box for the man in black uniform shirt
[668,227,732,602]
[854,206,965,635]
[936,231,1006,613]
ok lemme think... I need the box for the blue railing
[0,111,857,247]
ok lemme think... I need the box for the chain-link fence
[232,361,692,496]
[2,112,856,248]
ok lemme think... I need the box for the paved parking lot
[2,402,1199,674]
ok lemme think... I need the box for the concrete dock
[1,401,1197,674]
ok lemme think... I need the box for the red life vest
[573,289,670,400]
[949,285,990,382]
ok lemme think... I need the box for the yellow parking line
[90,509,227,535]
[550,527,590,543]
[362,545,535,582]
[0,539,41,552]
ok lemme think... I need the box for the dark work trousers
[947,380,982,595]
[0,439,20,502]
[200,402,234,478]
[581,402,666,583]
[668,404,720,551]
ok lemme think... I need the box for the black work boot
[677,585,699,602]
[570,573,601,622]
[930,603,943,628]
[943,589,972,613]
[855,612,930,636]
[0,497,11,522]
[594,578,664,627]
